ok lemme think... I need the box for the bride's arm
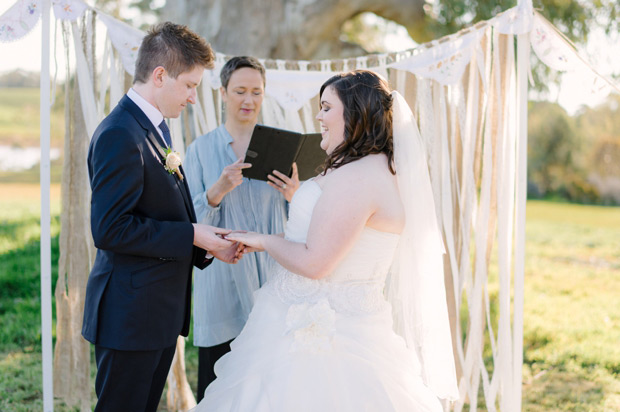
[228,164,377,279]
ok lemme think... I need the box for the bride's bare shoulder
[321,154,391,191]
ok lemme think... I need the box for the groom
[82,22,240,411]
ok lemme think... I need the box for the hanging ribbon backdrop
[2,0,618,411]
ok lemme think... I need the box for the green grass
[522,200,620,411]
[0,87,65,148]
[0,186,618,410]
[0,184,60,410]
[0,183,198,411]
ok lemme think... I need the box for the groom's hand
[212,241,245,264]
[192,224,233,252]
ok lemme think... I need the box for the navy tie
[159,120,172,147]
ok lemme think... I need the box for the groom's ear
[152,66,166,87]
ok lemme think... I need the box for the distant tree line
[2,67,617,204]
[0,70,40,87]
[528,96,620,205]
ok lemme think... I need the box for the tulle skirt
[192,284,443,412]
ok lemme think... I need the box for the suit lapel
[174,165,195,221]
[119,95,195,220]
[178,165,197,222]
[145,130,195,220]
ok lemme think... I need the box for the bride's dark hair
[319,70,395,174]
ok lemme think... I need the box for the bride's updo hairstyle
[319,70,395,174]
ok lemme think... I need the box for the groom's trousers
[196,339,233,401]
[94,344,176,412]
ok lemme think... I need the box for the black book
[242,125,326,182]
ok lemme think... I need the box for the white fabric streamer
[265,69,333,112]
[386,91,459,401]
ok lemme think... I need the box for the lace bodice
[270,180,400,315]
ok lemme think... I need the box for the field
[521,201,620,411]
[0,87,65,148]
[0,87,64,184]
[0,184,618,410]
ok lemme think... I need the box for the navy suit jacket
[82,95,209,351]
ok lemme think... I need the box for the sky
[1,3,619,116]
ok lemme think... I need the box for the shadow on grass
[0,234,59,351]
[524,328,552,353]
[523,330,617,411]
[0,232,98,411]
[523,364,607,411]
[0,351,44,411]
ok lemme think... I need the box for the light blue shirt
[184,125,288,346]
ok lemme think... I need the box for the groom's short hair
[134,22,214,84]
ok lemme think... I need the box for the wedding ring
[282,184,287,189]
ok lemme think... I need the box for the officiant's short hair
[220,56,266,90]
[134,22,214,84]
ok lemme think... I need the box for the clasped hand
[192,224,246,264]
[224,230,266,253]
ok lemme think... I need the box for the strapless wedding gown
[193,180,442,411]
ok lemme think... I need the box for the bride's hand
[225,231,266,252]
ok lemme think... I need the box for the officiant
[184,56,299,400]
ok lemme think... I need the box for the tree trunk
[162,0,426,60]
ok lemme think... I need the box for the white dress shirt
[127,88,168,146]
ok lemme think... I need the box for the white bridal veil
[386,91,459,401]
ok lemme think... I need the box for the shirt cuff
[204,192,222,212]
[200,194,222,223]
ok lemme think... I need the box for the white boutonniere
[163,147,184,180]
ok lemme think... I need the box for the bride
[193,70,458,411]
